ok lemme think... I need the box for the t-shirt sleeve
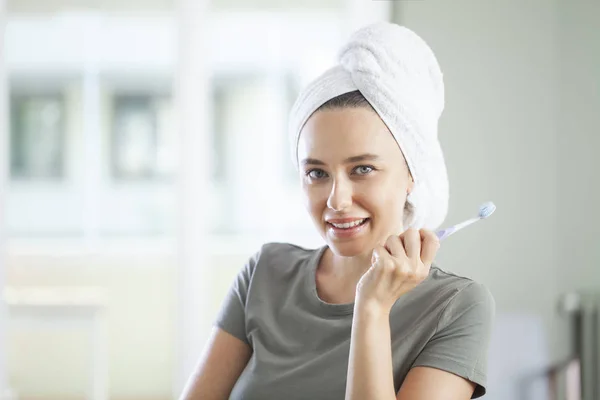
[412,282,496,398]
[213,250,260,346]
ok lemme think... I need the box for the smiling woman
[298,102,414,258]
[180,21,495,400]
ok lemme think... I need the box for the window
[284,72,302,184]
[211,79,230,183]
[10,94,66,180]
[111,94,175,181]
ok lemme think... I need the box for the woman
[180,22,495,400]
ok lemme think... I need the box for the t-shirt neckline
[304,244,356,317]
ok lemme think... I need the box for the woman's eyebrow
[344,153,380,163]
[300,158,326,166]
[301,153,381,167]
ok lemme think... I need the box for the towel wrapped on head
[289,21,449,231]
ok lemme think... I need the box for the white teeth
[330,219,366,229]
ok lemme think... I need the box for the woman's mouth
[326,218,370,238]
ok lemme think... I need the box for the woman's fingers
[400,228,421,262]
[384,235,405,259]
[377,229,439,279]
[359,229,440,310]
[419,229,440,267]
[382,229,439,266]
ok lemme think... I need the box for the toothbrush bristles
[478,201,496,219]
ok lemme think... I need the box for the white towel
[289,21,449,230]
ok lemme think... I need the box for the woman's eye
[307,169,327,179]
[354,165,374,175]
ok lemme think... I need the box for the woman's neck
[322,248,372,280]
[314,247,373,304]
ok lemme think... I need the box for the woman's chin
[326,240,373,258]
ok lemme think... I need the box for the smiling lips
[326,217,370,238]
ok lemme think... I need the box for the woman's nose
[326,179,352,212]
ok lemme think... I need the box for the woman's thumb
[371,246,383,266]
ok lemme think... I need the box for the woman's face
[297,107,414,258]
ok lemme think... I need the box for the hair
[313,90,415,228]
[315,90,375,113]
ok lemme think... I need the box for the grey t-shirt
[215,242,495,399]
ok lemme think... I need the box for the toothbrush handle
[436,217,480,242]
[436,226,456,241]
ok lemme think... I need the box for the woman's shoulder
[425,264,496,321]
[249,241,324,274]
[254,241,321,261]
[256,241,318,256]
[396,264,495,323]
[428,264,493,296]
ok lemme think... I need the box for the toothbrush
[435,201,496,241]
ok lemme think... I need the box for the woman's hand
[355,228,440,314]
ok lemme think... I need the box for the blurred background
[0,0,598,399]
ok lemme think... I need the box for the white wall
[393,0,599,368]
[556,0,600,292]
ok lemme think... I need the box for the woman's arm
[345,229,480,400]
[345,304,477,400]
[345,303,396,400]
[396,367,476,400]
[179,327,252,400]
